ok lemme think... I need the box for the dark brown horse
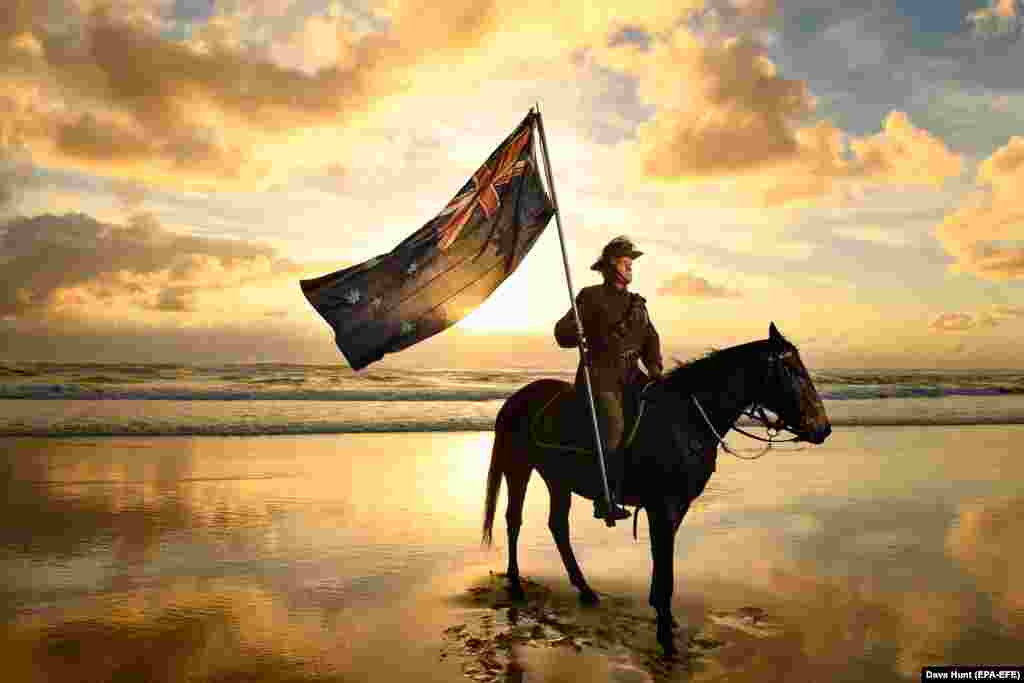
[481,322,831,655]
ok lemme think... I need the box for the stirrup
[594,497,631,521]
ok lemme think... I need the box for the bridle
[630,349,811,539]
[689,348,806,460]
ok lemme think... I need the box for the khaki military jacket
[554,283,663,392]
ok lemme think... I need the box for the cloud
[630,32,816,178]
[0,153,32,212]
[110,179,150,211]
[0,130,34,213]
[991,304,1024,318]
[778,112,960,204]
[730,0,776,19]
[0,1,504,188]
[928,305,1024,332]
[831,225,911,247]
[657,271,742,298]
[929,312,976,332]
[967,0,1022,38]
[936,136,1024,280]
[0,1,713,190]
[596,27,962,205]
[0,211,306,318]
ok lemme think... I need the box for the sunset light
[0,1,1021,369]
[2,4,1023,681]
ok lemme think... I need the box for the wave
[1,384,1022,401]
[0,386,517,401]
[1,364,1023,403]
[823,386,1023,400]
[3,414,1024,437]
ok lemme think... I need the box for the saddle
[530,379,648,455]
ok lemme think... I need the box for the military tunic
[553,282,663,482]
[554,282,663,392]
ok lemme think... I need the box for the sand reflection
[3,577,470,683]
[946,497,1024,633]
[3,429,1022,682]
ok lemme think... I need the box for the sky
[1,0,1023,369]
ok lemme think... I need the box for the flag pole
[533,103,619,527]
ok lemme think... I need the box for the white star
[406,261,418,275]
[343,289,361,305]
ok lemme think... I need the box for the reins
[734,405,802,444]
[691,395,800,460]
[631,373,804,540]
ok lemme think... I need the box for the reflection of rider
[554,236,663,521]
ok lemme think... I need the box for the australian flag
[300,111,556,370]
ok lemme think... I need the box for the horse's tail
[481,395,513,547]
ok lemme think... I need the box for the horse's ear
[769,321,782,345]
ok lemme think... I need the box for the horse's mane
[662,338,774,393]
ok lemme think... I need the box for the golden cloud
[0,147,32,211]
[0,1,494,188]
[1,0,711,190]
[0,212,308,318]
[633,33,815,178]
[599,26,961,205]
[928,304,1024,335]
[936,136,1024,281]
[657,271,742,298]
[724,112,960,206]
[730,0,777,18]
[928,312,978,332]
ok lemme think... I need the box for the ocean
[2,362,1022,681]
[2,362,1024,437]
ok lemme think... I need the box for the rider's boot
[593,450,630,520]
[593,493,631,520]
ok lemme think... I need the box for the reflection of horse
[481,323,831,655]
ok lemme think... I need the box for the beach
[2,426,1022,682]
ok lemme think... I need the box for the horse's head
[759,322,831,444]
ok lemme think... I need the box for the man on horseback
[554,236,664,522]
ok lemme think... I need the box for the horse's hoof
[579,589,600,606]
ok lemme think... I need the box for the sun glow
[454,265,570,334]
[455,291,540,333]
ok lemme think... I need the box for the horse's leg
[647,495,692,628]
[504,458,532,601]
[647,497,681,656]
[667,499,690,630]
[544,477,599,605]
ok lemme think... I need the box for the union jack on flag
[300,111,555,371]
[433,125,533,250]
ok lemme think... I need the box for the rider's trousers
[593,391,625,488]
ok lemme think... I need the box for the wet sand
[2,428,1023,681]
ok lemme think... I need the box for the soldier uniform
[554,237,663,520]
